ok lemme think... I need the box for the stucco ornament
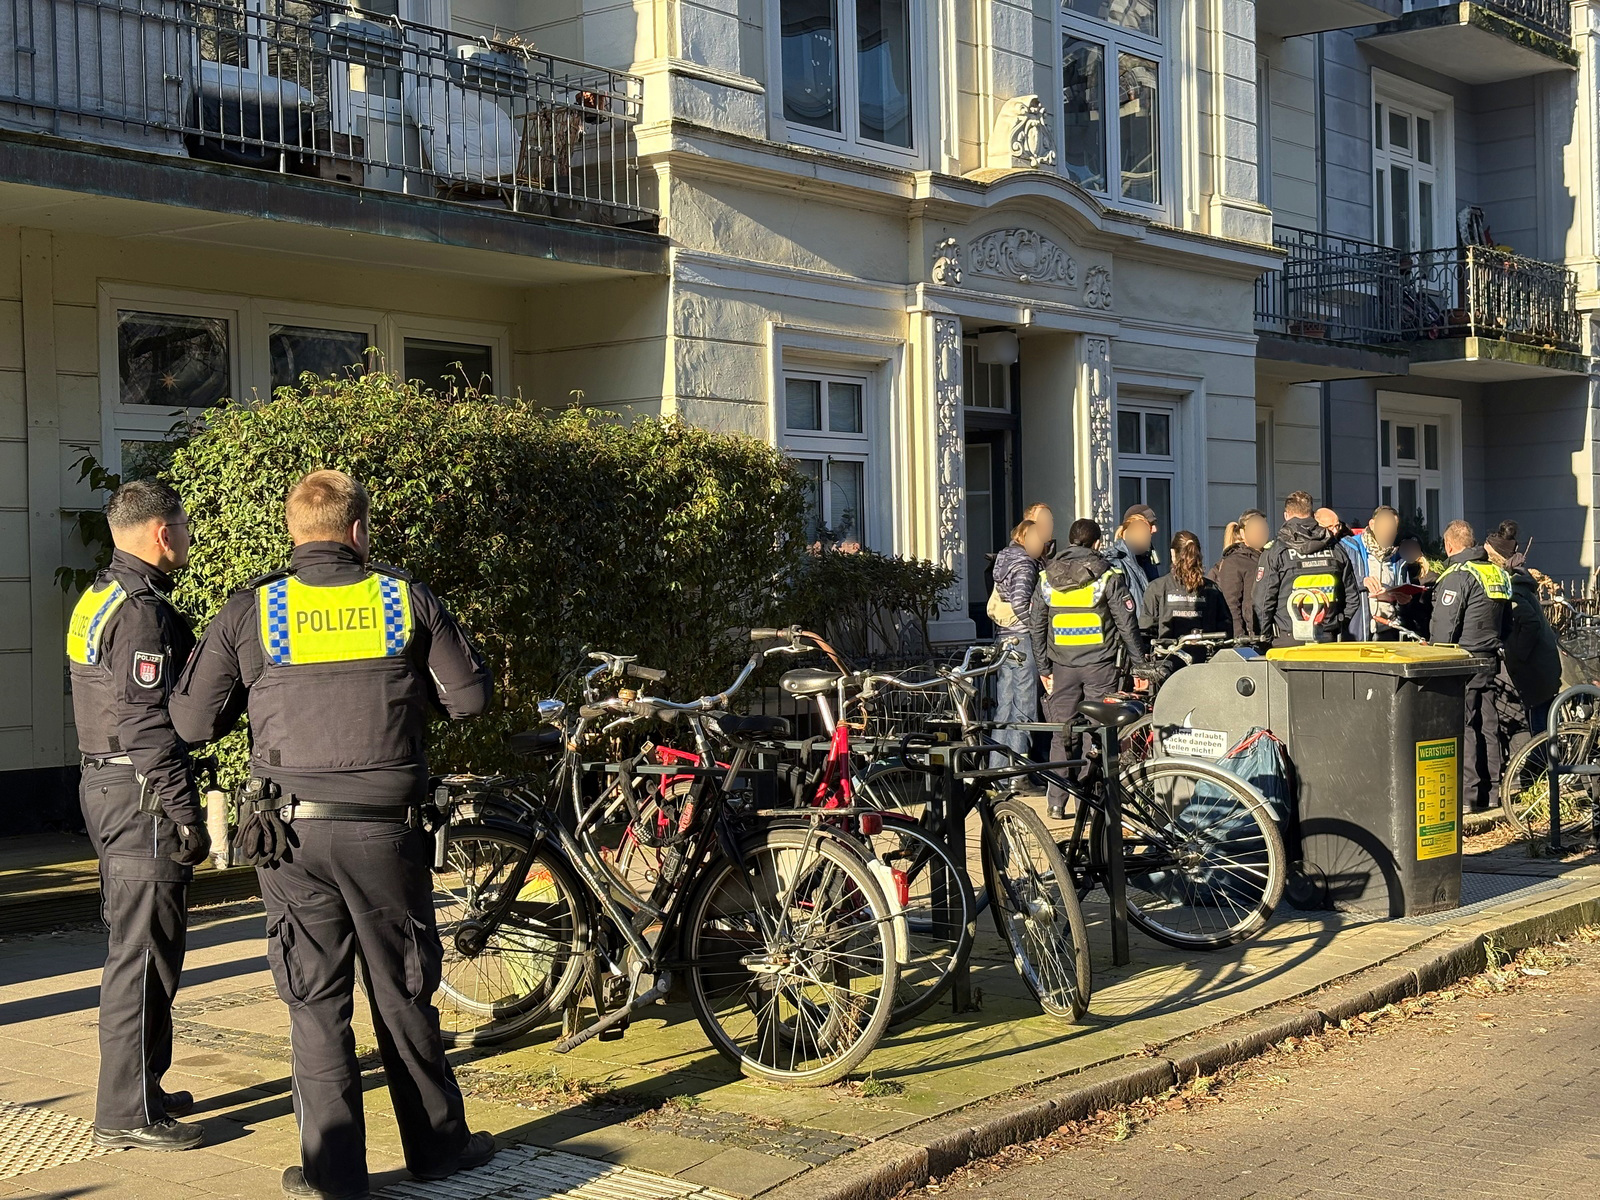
[931,237,963,286]
[933,317,966,612]
[1084,264,1113,309]
[995,94,1057,168]
[968,228,1077,286]
[1083,336,1114,531]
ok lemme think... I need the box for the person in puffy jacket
[1254,491,1360,647]
[1142,531,1233,640]
[1485,521,1561,734]
[1104,504,1161,613]
[1211,509,1268,638]
[988,516,1050,771]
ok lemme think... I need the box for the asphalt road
[912,934,1600,1200]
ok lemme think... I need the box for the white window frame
[780,363,875,546]
[1057,0,1170,215]
[255,300,382,395]
[1371,70,1454,253]
[1113,394,1180,534]
[767,0,926,167]
[1376,391,1462,539]
[1110,367,1206,541]
[386,314,511,396]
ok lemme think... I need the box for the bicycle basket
[1559,623,1600,681]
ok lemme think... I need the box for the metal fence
[0,0,652,224]
[1257,226,1582,353]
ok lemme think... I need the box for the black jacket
[1211,543,1260,638]
[1140,573,1234,641]
[1501,567,1561,710]
[67,550,199,825]
[171,542,491,803]
[1254,518,1360,647]
[1430,547,1511,684]
[1027,545,1144,675]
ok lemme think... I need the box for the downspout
[1317,31,1334,505]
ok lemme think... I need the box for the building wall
[1256,379,1322,518]
[1262,34,1319,232]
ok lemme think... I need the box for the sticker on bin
[1165,727,1230,759]
[1415,737,1459,861]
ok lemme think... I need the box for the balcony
[1256,227,1586,382]
[1257,1,1403,39]
[0,0,654,230]
[1360,2,1577,85]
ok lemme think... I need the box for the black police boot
[412,1131,497,1181]
[281,1167,369,1200]
[1047,797,1067,821]
[92,1118,204,1151]
[161,1090,195,1117]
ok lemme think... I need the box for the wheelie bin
[1266,644,1485,918]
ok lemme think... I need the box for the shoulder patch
[132,650,164,688]
[368,561,413,582]
[1440,591,1457,607]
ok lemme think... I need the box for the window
[782,369,871,545]
[778,0,915,155]
[270,325,370,390]
[1061,1,1164,207]
[1373,83,1446,252]
[117,311,231,409]
[962,344,1012,411]
[1115,397,1177,535]
[1378,396,1457,540]
[403,338,494,394]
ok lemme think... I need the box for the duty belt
[81,754,133,768]
[279,800,416,823]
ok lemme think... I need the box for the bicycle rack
[1543,683,1600,854]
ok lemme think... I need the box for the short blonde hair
[286,469,369,543]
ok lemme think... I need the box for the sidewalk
[1,830,1597,1200]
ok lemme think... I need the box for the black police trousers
[79,761,190,1131]
[259,816,467,1196]
[1043,661,1121,812]
[1463,681,1502,812]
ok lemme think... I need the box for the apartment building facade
[1255,0,1597,575]
[1,1,1279,817]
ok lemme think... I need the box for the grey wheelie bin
[1267,644,1484,918]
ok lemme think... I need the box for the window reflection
[782,0,842,133]
[1118,53,1159,204]
[1062,37,1106,191]
[269,325,369,390]
[1067,0,1158,36]
[856,0,912,147]
[117,311,230,408]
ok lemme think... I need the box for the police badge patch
[132,650,164,688]
[1440,591,1457,606]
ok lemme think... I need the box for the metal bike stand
[923,741,978,1013]
[1098,723,1131,967]
[1543,684,1600,854]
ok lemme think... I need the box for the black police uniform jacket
[170,542,492,804]
[1026,544,1145,674]
[1139,572,1234,641]
[1429,546,1511,686]
[1253,517,1360,647]
[67,549,200,825]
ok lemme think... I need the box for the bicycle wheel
[857,762,933,817]
[684,826,897,1086]
[1501,722,1599,838]
[433,824,589,1046]
[1112,758,1286,950]
[862,814,975,1026]
[981,796,1091,1020]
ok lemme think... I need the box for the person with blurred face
[988,513,1052,775]
[1105,505,1160,613]
[1212,509,1270,638]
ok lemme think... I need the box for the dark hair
[1068,518,1101,548]
[1370,505,1399,522]
[106,479,182,533]
[1171,531,1205,593]
[1495,519,1520,542]
[1284,490,1314,518]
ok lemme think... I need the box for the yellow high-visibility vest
[257,573,413,666]
[1042,569,1115,647]
[1439,559,1511,602]
[67,581,128,666]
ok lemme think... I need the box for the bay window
[779,0,915,155]
[1061,1,1164,207]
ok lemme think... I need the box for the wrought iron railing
[1257,227,1583,354]
[0,0,653,225]
[1407,0,1572,41]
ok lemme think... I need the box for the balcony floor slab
[1406,336,1589,380]
[1360,4,1577,85]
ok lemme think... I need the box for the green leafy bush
[782,547,957,661]
[165,372,807,778]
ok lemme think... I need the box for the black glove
[171,822,213,867]
[236,806,292,868]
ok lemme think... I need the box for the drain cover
[0,1099,119,1180]
[378,1145,739,1200]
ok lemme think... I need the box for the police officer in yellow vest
[1027,518,1145,819]
[171,470,493,1200]
[1254,490,1360,648]
[67,480,209,1152]
[1429,519,1512,812]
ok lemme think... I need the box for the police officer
[1254,490,1359,648]
[1028,517,1144,819]
[1430,520,1512,812]
[67,480,208,1151]
[171,470,493,1200]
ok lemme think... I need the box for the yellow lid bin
[1266,642,1473,664]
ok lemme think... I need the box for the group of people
[987,490,1562,816]
[69,471,494,1200]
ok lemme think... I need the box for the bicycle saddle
[1076,700,1144,729]
[711,713,792,740]
[780,668,843,697]
[507,728,564,756]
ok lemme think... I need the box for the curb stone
[759,882,1600,1200]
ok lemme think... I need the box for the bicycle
[429,646,900,1084]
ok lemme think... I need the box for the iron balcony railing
[0,0,653,225]
[1407,0,1572,41]
[1256,226,1583,354]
